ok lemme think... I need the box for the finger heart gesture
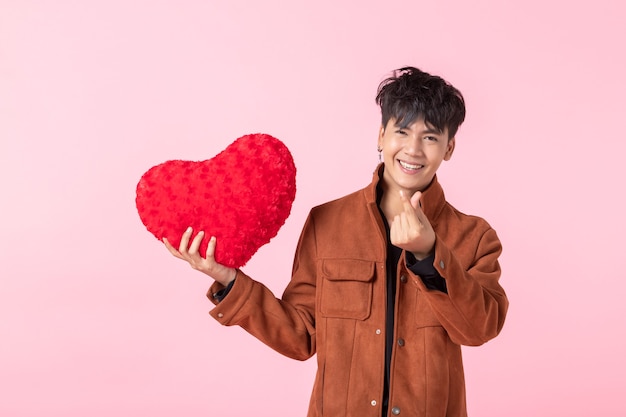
[389,190,436,261]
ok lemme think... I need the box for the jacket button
[375,329,381,335]
[371,400,377,406]
[217,313,224,318]
[397,338,405,347]
[391,406,401,415]
[439,260,445,269]
[400,274,407,283]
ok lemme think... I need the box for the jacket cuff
[406,251,447,293]
[207,270,253,325]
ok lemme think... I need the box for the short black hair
[375,67,466,138]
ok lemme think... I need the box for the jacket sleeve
[206,214,318,361]
[407,226,508,346]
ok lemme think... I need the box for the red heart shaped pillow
[136,133,296,268]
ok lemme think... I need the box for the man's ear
[377,124,385,149]
[444,137,456,161]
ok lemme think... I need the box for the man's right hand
[163,227,236,287]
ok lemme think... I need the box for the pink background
[1,0,625,415]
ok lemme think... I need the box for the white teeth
[399,161,423,170]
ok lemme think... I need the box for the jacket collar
[365,163,447,226]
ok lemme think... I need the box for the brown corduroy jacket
[208,166,508,417]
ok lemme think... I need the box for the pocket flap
[321,259,375,282]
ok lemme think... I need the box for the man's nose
[404,136,422,155]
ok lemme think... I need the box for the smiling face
[378,117,455,195]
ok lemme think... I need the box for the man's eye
[396,130,407,135]
[425,136,438,142]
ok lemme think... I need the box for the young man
[165,67,508,417]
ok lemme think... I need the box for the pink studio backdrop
[1,1,625,416]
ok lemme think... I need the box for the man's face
[377,118,455,195]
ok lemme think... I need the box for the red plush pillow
[135,133,296,268]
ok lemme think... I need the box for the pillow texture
[136,133,296,268]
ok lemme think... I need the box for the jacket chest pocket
[319,259,375,320]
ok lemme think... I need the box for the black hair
[375,67,466,138]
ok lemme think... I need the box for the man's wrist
[215,268,237,287]
[411,250,433,261]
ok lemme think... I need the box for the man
[165,66,508,417]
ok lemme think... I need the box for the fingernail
[186,226,192,233]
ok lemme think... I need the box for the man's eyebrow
[394,121,444,134]
[423,123,444,134]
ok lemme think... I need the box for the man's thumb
[410,191,422,210]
